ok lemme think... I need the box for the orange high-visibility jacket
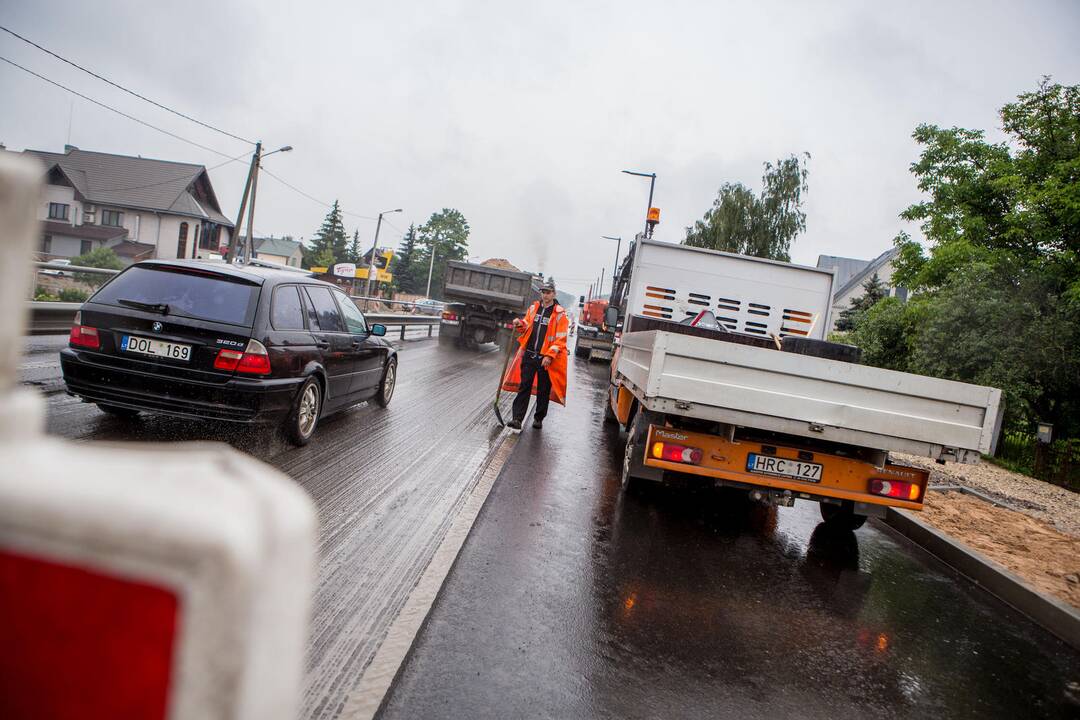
[501,301,569,405]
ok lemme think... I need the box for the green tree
[347,229,362,265]
[71,247,124,289]
[310,200,348,264]
[416,209,470,298]
[311,248,336,269]
[392,224,421,294]
[835,273,889,332]
[684,153,810,261]
[867,78,1080,438]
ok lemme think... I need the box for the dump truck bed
[442,261,535,311]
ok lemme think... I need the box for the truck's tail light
[441,311,458,322]
[69,312,100,349]
[214,340,271,375]
[651,442,703,465]
[869,478,921,502]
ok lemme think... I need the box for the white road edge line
[340,426,520,720]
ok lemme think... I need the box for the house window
[178,222,189,259]
[42,235,52,254]
[102,209,123,227]
[80,239,93,255]
[48,202,70,221]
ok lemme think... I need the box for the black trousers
[512,352,551,422]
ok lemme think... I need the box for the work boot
[506,419,522,431]
[532,418,543,430]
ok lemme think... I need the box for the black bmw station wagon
[61,260,397,445]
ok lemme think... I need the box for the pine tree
[393,224,420,294]
[348,229,362,265]
[310,200,348,265]
[836,273,889,331]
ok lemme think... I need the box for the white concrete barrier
[0,151,316,720]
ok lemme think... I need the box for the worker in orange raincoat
[501,280,569,431]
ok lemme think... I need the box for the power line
[0,55,236,159]
[259,167,378,221]
[0,25,255,145]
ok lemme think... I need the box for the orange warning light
[646,207,661,225]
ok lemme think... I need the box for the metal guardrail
[26,302,440,338]
[34,261,120,277]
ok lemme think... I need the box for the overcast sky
[2,0,1078,298]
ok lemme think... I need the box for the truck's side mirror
[604,306,618,327]
[578,295,585,309]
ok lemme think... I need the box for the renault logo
[152,321,163,333]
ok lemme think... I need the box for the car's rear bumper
[60,348,303,423]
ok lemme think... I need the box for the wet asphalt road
[380,356,1080,719]
[26,330,511,720]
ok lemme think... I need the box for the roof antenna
[66,100,73,147]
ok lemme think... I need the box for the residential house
[19,145,233,263]
[817,248,907,329]
[253,236,304,267]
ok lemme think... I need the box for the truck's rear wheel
[602,390,618,424]
[621,411,662,491]
[819,501,867,530]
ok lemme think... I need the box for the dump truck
[604,239,1003,529]
[574,296,614,361]
[439,260,536,349]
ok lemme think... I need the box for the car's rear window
[91,265,261,327]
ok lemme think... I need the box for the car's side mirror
[604,307,618,327]
[370,324,386,337]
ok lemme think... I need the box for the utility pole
[425,240,437,298]
[365,208,402,299]
[225,142,259,264]
[602,235,621,297]
[243,145,261,262]
[621,169,657,238]
[225,143,291,264]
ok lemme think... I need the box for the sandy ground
[892,453,1080,609]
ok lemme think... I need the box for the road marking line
[339,427,519,720]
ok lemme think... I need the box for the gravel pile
[893,452,1080,538]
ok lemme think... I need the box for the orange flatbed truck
[604,240,1003,529]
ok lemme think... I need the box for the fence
[995,431,1080,492]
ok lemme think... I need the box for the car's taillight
[69,312,100,349]
[869,478,922,502]
[213,349,244,371]
[213,340,271,375]
[650,442,703,465]
[441,311,458,321]
[237,340,271,375]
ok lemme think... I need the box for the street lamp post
[226,143,292,263]
[621,169,656,238]
[364,208,402,300]
[602,235,621,297]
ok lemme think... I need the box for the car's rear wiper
[116,298,170,315]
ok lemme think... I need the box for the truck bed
[442,261,535,311]
[617,329,1003,463]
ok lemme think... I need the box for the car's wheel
[286,377,321,446]
[819,501,867,530]
[375,358,397,408]
[97,403,139,419]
